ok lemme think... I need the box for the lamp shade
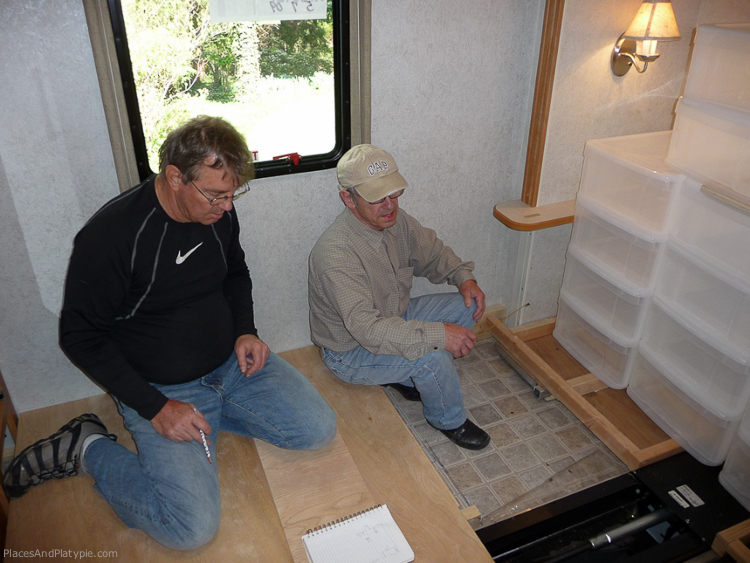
[624,0,680,41]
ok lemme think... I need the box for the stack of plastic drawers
[628,179,750,465]
[720,406,750,512]
[553,131,684,389]
[626,24,750,470]
[666,23,750,207]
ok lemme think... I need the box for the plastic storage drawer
[569,195,666,291]
[579,131,683,233]
[641,297,750,418]
[683,24,750,112]
[719,415,750,511]
[553,293,638,389]
[655,238,750,354]
[627,346,742,466]
[561,245,651,341]
[671,178,750,288]
[667,98,750,201]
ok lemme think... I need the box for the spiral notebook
[301,504,414,563]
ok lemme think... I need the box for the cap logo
[367,160,389,176]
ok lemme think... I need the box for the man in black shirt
[4,116,336,550]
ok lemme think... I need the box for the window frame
[106,0,352,181]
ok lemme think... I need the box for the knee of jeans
[300,407,337,451]
[460,300,479,328]
[424,348,455,368]
[159,502,221,551]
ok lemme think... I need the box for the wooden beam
[522,0,566,207]
[713,519,750,563]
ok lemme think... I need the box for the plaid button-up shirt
[308,209,475,360]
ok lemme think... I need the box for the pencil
[193,407,212,464]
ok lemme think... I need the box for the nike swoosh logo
[176,242,203,265]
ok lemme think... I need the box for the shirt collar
[343,208,387,249]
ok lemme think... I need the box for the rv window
[108,0,350,180]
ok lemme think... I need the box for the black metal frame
[477,452,750,563]
[106,0,351,181]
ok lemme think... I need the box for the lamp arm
[619,51,649,74]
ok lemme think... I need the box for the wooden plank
[525,334,589,382]
[567,373,608,395]
[283,347,493,562]
[255,434,375,563]
[493,199,575,231]
[728,541,750,563]
[6,395,293,562]
[486,315,680,470]
[586,389,671,451]
[713,519,750,561]
[511,317,556,341]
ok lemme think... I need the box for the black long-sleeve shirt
[60,176,256,420]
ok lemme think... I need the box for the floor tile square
[430,440,468,467]
[472,452,513,481]
[468,403,503,426]
[500,442,542,473]
[509,414,548,440]
[484,422,522,448]
[477,379,512,400]
[462,485,503,517]
[527,434,569,461]
[493,396,529,419]
[463,361,503,384]
[555,426,594,452]
[518,464,553,490]
[536,405,575,430]
[490,475,528,506]
[445,462,484,490]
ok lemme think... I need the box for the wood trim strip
[522,0,566,207]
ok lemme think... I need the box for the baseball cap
[337,144,408,202]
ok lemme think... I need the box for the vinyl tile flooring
[383,337,629,530]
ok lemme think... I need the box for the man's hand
[444,323,478,358]
[235,333,269,376]
[151,399,211,444]
[459,280,486,323]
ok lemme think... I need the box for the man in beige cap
[308,144,490,450]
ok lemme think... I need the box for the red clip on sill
[272,152,300,166]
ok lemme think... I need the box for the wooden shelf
[493,199,575,231]
[486,315,682,470]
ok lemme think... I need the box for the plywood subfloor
[5,347,491,562]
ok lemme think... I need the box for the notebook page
[302,504,414,563]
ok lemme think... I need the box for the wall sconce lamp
[611,0,680,76]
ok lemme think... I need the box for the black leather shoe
[383,383,421,402]
[437,419,490,450]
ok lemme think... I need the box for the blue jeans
[83,352,336,550]
[322,292,474,431]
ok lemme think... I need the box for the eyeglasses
[357,188,405,205]
[191,181,250,205]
